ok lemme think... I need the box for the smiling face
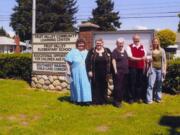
[77,42,85,51]
[95,40,103,50]
[152,38,160,50]
[116,41,124,50]
[133,35,140,45]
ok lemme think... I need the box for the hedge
[163,58,180,94]
[0,54,179,94]
[0,53,32,81]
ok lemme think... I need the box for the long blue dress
[65,48,92,102]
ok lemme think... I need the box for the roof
[78,22,100,28]
[0,36,26,46]
[167,44,178,48]
[176,33,180,43]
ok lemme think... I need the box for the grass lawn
[0,79,179,135]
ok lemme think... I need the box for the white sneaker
[147,101,153,104]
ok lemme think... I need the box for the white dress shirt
[126,43,147,58]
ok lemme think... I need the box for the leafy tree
[90,0,121,31]
[157,29,176,48]
[10,0,77,41]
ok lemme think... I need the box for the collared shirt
[126,43,147,57]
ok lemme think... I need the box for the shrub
[0,53,32,81]
[163,59,180,94]
[157,29,176,48]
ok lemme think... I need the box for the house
[0,36,27,53]
[176,33,180,45]
[174,33,180,58]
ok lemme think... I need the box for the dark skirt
[113,73,128,103]
[91,71,108,105]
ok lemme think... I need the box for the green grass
[0,79,179,135]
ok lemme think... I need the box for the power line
[0,20,10,22]
[120,11,180,16]
[112,0,180,7]
[76,11,180,17]
[121,15,178,19]
[79,3,180,10]
[0,15,179,22]
[76,15,178,20]
[80,2,180,9]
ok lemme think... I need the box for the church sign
[32,32,78,76]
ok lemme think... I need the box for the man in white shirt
[126,34,146,104]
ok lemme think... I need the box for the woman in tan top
[146,37,167,104]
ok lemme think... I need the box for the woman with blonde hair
[146,37,167,104]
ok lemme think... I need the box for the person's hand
[146,56,152,62]
[162,70,167,77]
[142,56,147,60]
[88,71,93,77]
[67,70,71,76]
[114,70,118,75]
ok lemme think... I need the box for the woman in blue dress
[65,38,92,105]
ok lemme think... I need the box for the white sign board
[93,30,155,52]
[32,32,78,75]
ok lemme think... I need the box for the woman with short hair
[86,38,112,105]
[65,38,92,104]
[112,38,129,107]
[146,37,167,104]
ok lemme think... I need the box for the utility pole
[32,0,36,34]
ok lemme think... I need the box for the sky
[0,0,180,37]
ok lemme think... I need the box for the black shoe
[136,99,143,104]
[113,101,122,108]
[128,99,134,104]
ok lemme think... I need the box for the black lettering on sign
[33,33,77,75]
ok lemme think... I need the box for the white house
[0,36,27,53]
[174,33,180,58]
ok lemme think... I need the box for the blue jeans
[147,68,162,102]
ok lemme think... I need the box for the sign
[93,30,155,52]
[32,32,78,75]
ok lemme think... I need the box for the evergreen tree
[10,0,32,41]
[90,0,121,31]
[0,27,9,36]
[51,0,78,32]
[10,0,77,41]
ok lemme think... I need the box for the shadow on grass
[57,95,72,103]
[57,96,114,106]
[159,116,180,135]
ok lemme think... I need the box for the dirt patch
[96,125,109,132]
[122,112,135,118]
[32,115,41,121]
[0,116,3,120]
[19,114,27,120]
[7,116,17,121]
[21,121,29,126]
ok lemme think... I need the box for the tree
[0,27,10,37]
[157,29,176,48]
[10,0,32,41]
[10,0,77,41]
[178,14,180,32]
[90,0,121,31]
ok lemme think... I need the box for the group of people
[65,34,167,107]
